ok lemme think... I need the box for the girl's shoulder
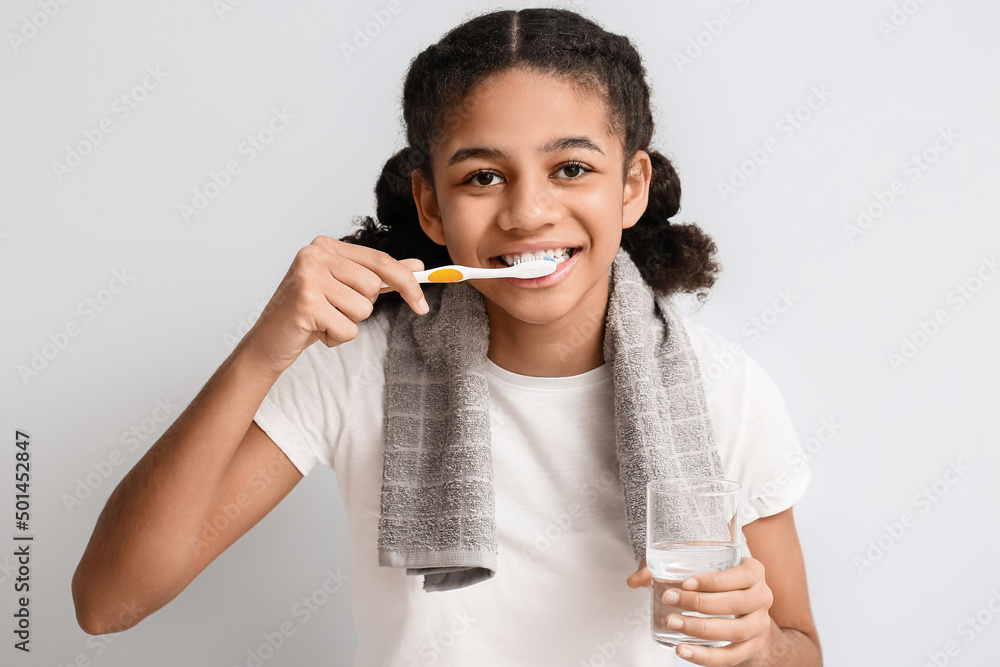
[677,312,793,421]
[677,312,809,522]
[679,315,751,380]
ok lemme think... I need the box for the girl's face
[413,67,651,329]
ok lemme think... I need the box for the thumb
[379,258,426,295]
[626,558,652,589]
[399,257,425,273]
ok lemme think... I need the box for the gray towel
[377,247,725,591]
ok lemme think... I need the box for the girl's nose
[498,179,561,231]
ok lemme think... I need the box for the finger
[661,582,770,616]
[673,636,763,667]
[309,304,361,348]
[333,243,427,314]
[662,606,770,645]
[626,559,651,589]
[683,557,763,593]
[378,258,424,294]
[311,238,422,306]
[321,252,394,301]
[400,257,426,275]
[317,278,376,324]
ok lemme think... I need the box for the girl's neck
[484,279,609,378]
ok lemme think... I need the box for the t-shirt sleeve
[682,317,811,527]
[252,311,389,476]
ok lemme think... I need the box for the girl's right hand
[244,235,428,378]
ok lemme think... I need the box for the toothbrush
[380,257,557,288]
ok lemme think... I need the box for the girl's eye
[555,161,590,179]
[465,170,504,187]
[463,162,590,186]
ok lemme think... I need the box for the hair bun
[380,147,416,198]
[645,150,682,222]
[374,148,421,229]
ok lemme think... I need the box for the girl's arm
[737,507,821,666]
[72,237,428,634]
[72,343,300,634]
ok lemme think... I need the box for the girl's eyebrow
[446,136,605,167]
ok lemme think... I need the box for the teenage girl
[73,8,821,666]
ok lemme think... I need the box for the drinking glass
[646,478,742,649]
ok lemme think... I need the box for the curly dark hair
[341,7,721,305]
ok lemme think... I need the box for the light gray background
[2,0,999,665]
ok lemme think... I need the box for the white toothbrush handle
[380,265,472,289]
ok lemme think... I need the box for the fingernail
[678,646,693,659]
[417,297,429,314]
[667,615,684,630]
[663,589,680,604]
[683,577,699,590]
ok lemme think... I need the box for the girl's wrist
[740,618,820,667]
[230,334,287,388]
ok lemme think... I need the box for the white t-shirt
[252,306,810,666]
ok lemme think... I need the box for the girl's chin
[482,292,579,325]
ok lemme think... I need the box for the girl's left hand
[626,557,775,666]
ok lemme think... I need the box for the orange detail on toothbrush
[426,268,465,282]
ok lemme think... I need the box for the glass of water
[646,478,742,649]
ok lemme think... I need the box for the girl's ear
[411,169,447,246]
[622,150,652,230]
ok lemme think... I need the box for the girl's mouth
[488,248,581,288]
[493,248,577,267]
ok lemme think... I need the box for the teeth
[501,248,574,266]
